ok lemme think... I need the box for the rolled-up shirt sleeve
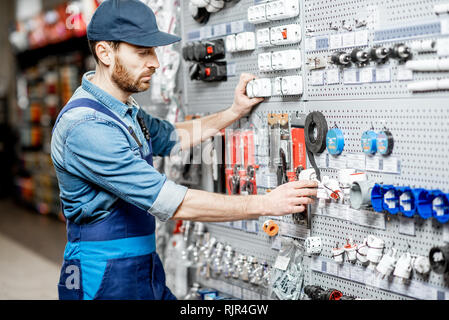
[64,119,187,222]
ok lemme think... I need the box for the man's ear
[96,41,114,67]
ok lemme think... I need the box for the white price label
[326,69,340,84]
[399,215,416,236]
[214,24,227,37]
[359,68,373,83]
[365,155,380,171]
[343,69,358,84]
[437,38,449,56]
[233,220,243,230]
[397,66,414,81]
[328,154,347,169]
[342,32,355,48]
[246,220,258,233]
[441,19,449,35]
[355,30,369,46]
[311,70,325,85]
[382,157,400,174]
[376,67,391,82]
[338,264,350,279]
[200,26,213,39]
[231,20,245,34]
[346,153,366,170]
[305,37,316,51]
[443,224,449,243]
[329,34,342,49]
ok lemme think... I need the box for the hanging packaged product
[376,130,394,156]
[361,130,378,155]
[326,127,345,156]
[270,238,306,300]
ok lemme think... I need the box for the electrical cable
[304,112,328,182]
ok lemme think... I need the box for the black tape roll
[304,111,328,181]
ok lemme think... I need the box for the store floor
[0,199,66,300]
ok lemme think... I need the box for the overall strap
[52,98,143,148]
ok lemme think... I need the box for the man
[51,0,317,300]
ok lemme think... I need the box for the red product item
[291,127,307,171]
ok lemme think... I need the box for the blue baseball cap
[87,0,181,47]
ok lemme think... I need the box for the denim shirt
[51,71,188,225]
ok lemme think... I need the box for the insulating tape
[377,130,394,156]
[304,112,328,181]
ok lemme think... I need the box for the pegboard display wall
[180,0,449,300]
[304,0,449,100]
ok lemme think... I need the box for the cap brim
[124,31,181,48]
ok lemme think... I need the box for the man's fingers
[290,179,318,189]
[291,205,306,214]
[291,197,315,206]
[294,188,318,197]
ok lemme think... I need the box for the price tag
[326,69,340,84]
[382,157,400,174]
[397,66,414,81]
[359,209,386,230]
[441,19,449,35]
[305,37,317,51]
[399,215,416,236]
[365,155,380,171]
[342,32,355,48]
[274,255,290,271]
[359,68,373,83]
[355,30,369,46]
[328,154,347,169]
[351,266,366,284]
[329,34,342,49]
[214,24,227,37]
[437,38,449,56]
[311,70,325,86]
[346,153,366,170]
[443,224,449,243]
[231,20,245,34]
[375,67,391,82]
[246,220,258,233]
[200,26,213,39]
[327,261,338,275]
[338,264,350,279]
[343,69,358,84]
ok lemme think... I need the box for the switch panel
[247,4,268,24]
[266,0,300,21]
[257,28,272,47]
[270,24,301,45]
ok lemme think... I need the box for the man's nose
[147,55,160,69]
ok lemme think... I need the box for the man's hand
[262,180,318,216]
[229,73,264,118]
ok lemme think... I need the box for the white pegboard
[180,0,449,300]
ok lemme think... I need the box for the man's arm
[175,73,264,150]
[171,180,318,222]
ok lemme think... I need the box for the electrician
[51,0,318,300]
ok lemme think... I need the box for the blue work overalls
[53,98,176,300]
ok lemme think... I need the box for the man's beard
[111,56,154,93]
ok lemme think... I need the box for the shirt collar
[82,71,139,119]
